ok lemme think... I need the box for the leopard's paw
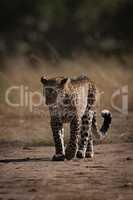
[85,151,94,158]
[76,150,85,159]
[65,146,77,160]
[52,154,65,161]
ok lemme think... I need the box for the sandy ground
[0,112,133,200]
[0,143,133,200]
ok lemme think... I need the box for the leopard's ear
[41,76,47,84]
[60,77,70,86]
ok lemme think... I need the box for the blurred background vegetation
[0,0,133,145]
[0,0,133,60]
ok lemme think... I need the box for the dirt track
[0,143,133,200]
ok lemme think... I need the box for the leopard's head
[41,76,70,105]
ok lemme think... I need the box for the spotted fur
[41,75,112,161]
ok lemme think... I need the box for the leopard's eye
[45,88,56,96]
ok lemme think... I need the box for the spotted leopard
[41,75,112,161]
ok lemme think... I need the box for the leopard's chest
[49,98,75,122]
[49,90,88,122]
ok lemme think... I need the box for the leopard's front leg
[51,117,65,161]
[65,116,80,160]
[76,110,94,159]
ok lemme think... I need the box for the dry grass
[1,54,133,109]
[0,54,133,145]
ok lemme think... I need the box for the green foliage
[0,0,132,57]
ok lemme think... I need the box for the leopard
[41,75,112,161]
